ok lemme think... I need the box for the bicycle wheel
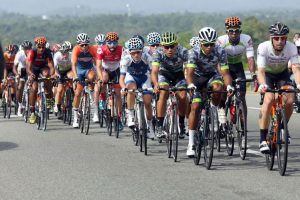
[266,133,275,171]
[138,103,147,155]
[163,114,172,158]
[132,109,139,146]
[236,104,247,160]
[225,105,234,156]
[22,88,29,123]
[172,109,179,162]
[66,89,73,125]
[83,93,91,135]
[194,114,204,165]
[106,98,113,136]
[7,88,11,119]
[114,97,120,138]
[35,95,41,130]
[41,93,48,131]
[203,106,215,170]
[277,108,288,176]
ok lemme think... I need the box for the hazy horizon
[0,0,299,16]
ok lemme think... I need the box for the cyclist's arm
[247,56,256,74]
[291,63,300,86]
[12,62,18,76]
[3,66,7,80]
[185,63,196,86]
[48,60,55,76]
[71,48,79,78]
[257,67,266,85]
[119,75,126,89]
[151,63,159,87]
[95,59,103,81]
[220,67,232,86]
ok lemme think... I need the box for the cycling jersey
[72,45,97,69]
[4,52,15,70]
[14,50,27,70]
[96,45,122,72]
[152,45,188,73]
[217,34,254,64]
[120,52,152,90]
[27,48,53,69]
[186,45,228,76]
[257,41,299,74]
[53,51,72,72]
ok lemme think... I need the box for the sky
[0,0,299,16]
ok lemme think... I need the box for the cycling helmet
[76,33,90,44]
[147,32,161,45]
[225,17,242,29]
[269,22,289,36]
[160,32,178,46]
[13,44,19,53]
[128,37,144,51]
[34,36,47,45]
[6,44,15,52]
[60,41,73,52]
[52,43,61,53]
[295,38,300,47]
[21,40,33,49]
[45,42,50,49]
[189,36,201,48]
[198,27,218,43]
[132,34,145,44]
[95,34,106,44]
[106,32,119,41]
[124,40,129,49]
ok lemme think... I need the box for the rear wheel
[277,109,288,176]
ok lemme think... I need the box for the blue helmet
[132,34,145,45]
[147,32,161,45]
[128,37,144,51]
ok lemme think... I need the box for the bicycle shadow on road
[0,141,18,151]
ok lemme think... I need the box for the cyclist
[96,32,123,130]
[27,36,56,124]
[186,27,232,156]
[151,32,188,139]
[13,40,32,116]
[189,36,201,49]
[72,33,97,128]
[217,16,256,122]
[52,43,61,55]
[2,44,17,107]
[257,22,300,153]
[119,37,154,138]
[93,33,106,121]
[145,32,161,56]
[53,41,74,119]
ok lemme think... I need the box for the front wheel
[203,107,216,170]
[277,109,288,176]
[236,104,247,160]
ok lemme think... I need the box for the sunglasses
[163,45,176,50]
[272,36,287,41]
[130,51,142,55]
[79,43,89,47]
[227,29,241,34]
[150,44,160,47]
[202,43,215,47]
[37,45,45,49]
[107,41,118,45]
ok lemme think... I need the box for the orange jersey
[72,45,97,69]
[4,52,15,70]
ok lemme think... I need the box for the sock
[57,104,61,111]
[157,117,164,127]
[189,130,195,145]
[179,115,185,125]
[260,129,268,143]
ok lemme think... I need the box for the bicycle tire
[138,102,147,155]
[204,106,215,170]
[277,108,288,176]
[7,88,11,119]
[67,89,73,125]
[237,103,247,160]
[35,95,41,130]
[266,136,275,171]
[41,93,48,131]
[172,110,179,162]
[114,97,119,138]
[194,110,204,165]
[163,114,172,158]
[83,93,91,135]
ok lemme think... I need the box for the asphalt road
[0,94,300,200]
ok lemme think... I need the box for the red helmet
[105,32,119,41]
[52,43,61,53]
[225,17,242,29]
[34,36,47,45]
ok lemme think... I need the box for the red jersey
[27,48,53,69]
[96,45,122,71]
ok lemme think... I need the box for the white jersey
[53,51,72,72]
[217,33,254,64]
[257,41,299,74]
[14,50,27,70]
[120,52,152,76]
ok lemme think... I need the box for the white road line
[220,144,264,157]
[248,106,260,110]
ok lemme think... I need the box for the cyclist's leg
[175,79,187,139]
[28,68,40,123]
[41,67,54,109]
[55,71,68,119]
[17,68,26,116]
[125,74,137,128]
[278,71,294,122]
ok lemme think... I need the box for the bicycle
[127,88,153,156]
[159,87,188,162]
[220,78,254,160]
[2,76,15,119]
[192,90,220,169]
[104,81,121,138]
[260,87,298,176]
[78,79,94,135]
[61,78,74,125]
[35,77,54,131]
[22,80,31,123]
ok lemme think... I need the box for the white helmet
[295,38,300,47]
[95,34,106,44]
[189,36,200,48]
[77,33,90,44]
[60,41,73,52]
[198,27,217,43]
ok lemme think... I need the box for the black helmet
[21,40,33,49]
[269,22,289,36]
